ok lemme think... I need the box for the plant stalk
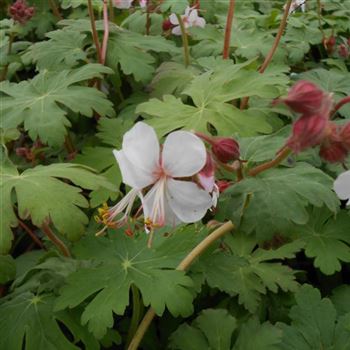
[48,0,63,20]
[176,14,190,67]
[222,0,235,59]
[101,0,110,64]
[240,0,292,109]
[41,223,71,257]
[88,0,102,64]
[331,96,350,117]
[127,221,235,350]
[18,220,45,249]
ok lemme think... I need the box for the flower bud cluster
[9,0,35,25]
[277,80,350,163]
[323,35,350,59]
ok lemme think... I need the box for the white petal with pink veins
[334,170,350,205]
[194,16,206,28]
[171,26,182,36]
[162,131,206,177]
[113,150,155,189]
[122,122,160,175]
[166,179,212,223]
[169,13,179,25]
[113,0,133,9]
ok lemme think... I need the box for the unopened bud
[216,180,232,193]
[338,44,349,58]
[319,142,348,163]
[324,35,336,55]
[211,137,240,163]
[9,0,35,25]
[287,114,328,153]
[274,80,333,116]
[162,19,172,31]
[339,122,350,150]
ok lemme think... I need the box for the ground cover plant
[1,0,350,349]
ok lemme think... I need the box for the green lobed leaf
[0,255,16,284]
[219,163,339,239]
[0,64,114,146]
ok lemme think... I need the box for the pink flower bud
[162,19,172,31]
[216,180,231,193]
[287,114,328,153]
[211,137,240,163]
[338,44,349,58]
[324,35,336,55]
[319,142,348,163]
[9,0,35,24]
[339,122,350,150]
[275,80,333,117]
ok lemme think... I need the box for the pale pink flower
[139,0,147,8]
[111,122,212,229]
[169,6,206,36]
[113,0,133,9]
[334,170,350,206]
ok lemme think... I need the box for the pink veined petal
[166,179,212,223]
[122,122,160,177]
[197,172,215,192]
[169,13,179,25]
[142,179,181,227]
[194,17,206,28]
[162,131,207,177]
[184,6,191,17]
[171,26,182,36]
[113,150,155,189]
[334,170,350,206]
[188,8,199,23]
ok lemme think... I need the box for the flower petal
[122,122,160,177]
[194,17,206,28]
[334,170,350,206]
[113,150,154,189]
[162,131,206,177]
[171,26,182,36]
[169,13,179,25]
[166,179,212,223]
[188,8,198,23]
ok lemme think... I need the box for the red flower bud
[287,114,328,153]
[319,142,348,163]
[339,122,350,150]
[324,35,336,55]
[216,180,231,193]
[211,137,240,163]
[162,19,172,31]
[338,44,349,58]
[9,0,35,24]
[275,80,333,117]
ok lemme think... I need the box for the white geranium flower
[169,6,206,36]
[285,0,306,14]
[334,170,350,206]
[113,0,133,9]
[103,122,211,231]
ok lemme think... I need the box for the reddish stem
[240,0,292,110]
[88,0,102,64]
[248,147,291,177]
[101,0,109,64]
[146,0,151,35]
[222,0,235,59]
[331,96,350,117]
[48,0,63,20]
[41,223,71,257]
[18,219,45,249]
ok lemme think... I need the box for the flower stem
[127,221,234,350]
[18,219,45,249]
[88,0,102,64]
[330,96,350,117]
[222,0,235,59]
[101,0,109,64]
[126,285,144,349]
[176,14,190,67]
[48,0,63,20]
[248,147,291,177]
[41,223,71,257]
[240,0,292,110]
[316,0,325,40]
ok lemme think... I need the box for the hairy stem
[248,147,291,177]
[316,0,325,40]
[331,96,350,117]
[101,0,109,64]
[88,0,102,64]
[18,220,45,249]
[222,0,235,59]
[240,0,292,109]
[176,14,190,67]
[128,221,235,350]
[41,223,71,257]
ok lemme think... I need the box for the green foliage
[0,64,114,146]
[293,208,350,275]
[137,63,288,136]
[0,254,16,283]
[277,285,350,349]
[193,233,303,313]
[219,163,339,239]
[55,228,205,338]
[1,160,114,254]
